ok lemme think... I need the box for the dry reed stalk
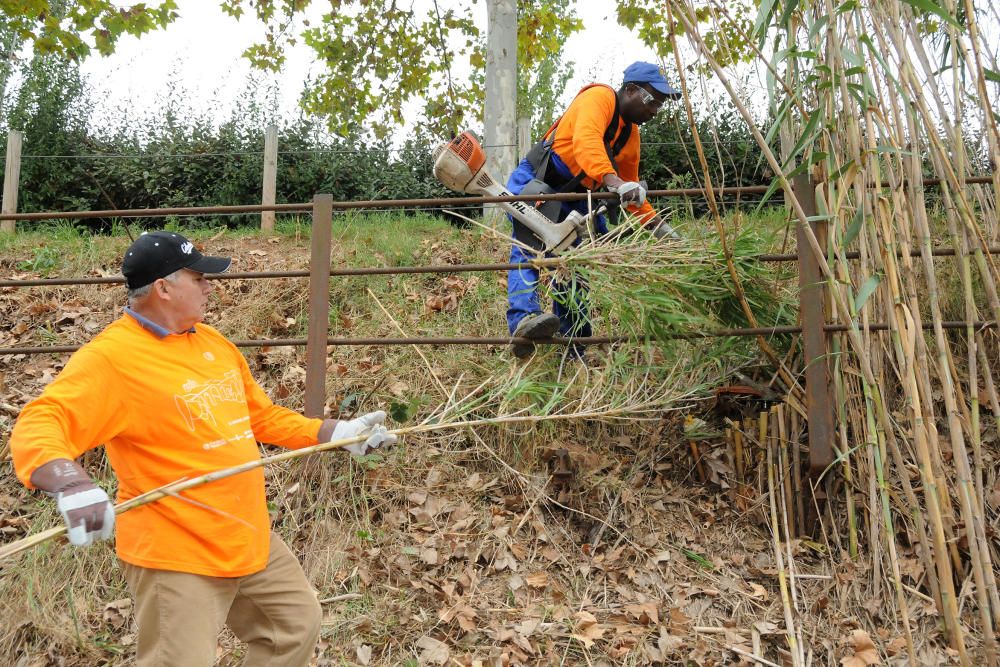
[689,440,706,483]
[789,409,805,537]
[771,407,800,616]
[771,408,791,539]
[865,376,919,663]
[766,436,803,667]
[674,0,999,657]
[976,332,1000,427]
[831,336,858,559]
[733,424,744,485]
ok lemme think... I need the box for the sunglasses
[631,84,665,113]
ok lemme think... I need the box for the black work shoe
[511,313,561,359]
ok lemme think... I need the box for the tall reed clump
[665,0,999,663]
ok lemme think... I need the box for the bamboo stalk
[766,437,803,667]
[790,408,805,537]
[733,424,744,485]
[775,407,795,540]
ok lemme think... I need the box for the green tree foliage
[0,1,767,142]
[1,57,452,226]
[616,0,758,68]
[0,0,178,58]
[1,54,777,225]
[516,0,581,137]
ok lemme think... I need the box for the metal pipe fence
[3,177,998,478]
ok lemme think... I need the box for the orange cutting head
[447,131,487,173]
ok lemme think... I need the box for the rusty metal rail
[2,321,993,357]
[5,249,1000,290]
[0,185,777,222]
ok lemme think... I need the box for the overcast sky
[74,1,668,133]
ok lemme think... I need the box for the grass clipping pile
[0,218,961,666]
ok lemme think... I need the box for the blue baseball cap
[623,61,681,99]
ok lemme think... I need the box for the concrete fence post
[2,130,23,234]
[261,125,278,232]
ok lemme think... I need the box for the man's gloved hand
[613,181,647,207]
[30,458,114,547]
[328,411,398,456]
[652,221,682,241]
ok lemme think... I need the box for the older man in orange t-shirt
[10,231,397,666]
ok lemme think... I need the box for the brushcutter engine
[433,131,589,254]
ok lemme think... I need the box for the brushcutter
[433,131,599,254]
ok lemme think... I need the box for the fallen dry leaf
[571,610,605,647]
[841,629,881,666]
[415,636,450,665]
[624,602,659,625]
[524,572,549,589]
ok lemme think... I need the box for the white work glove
[652,221,682,241]
[332,410,398,456]
[613,181,647,207]
[57,486,115,546]
[31,458,114,547]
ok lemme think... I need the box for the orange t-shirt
[547,84,656,222]
[10,314,323,577]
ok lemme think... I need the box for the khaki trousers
[123,533,322,667]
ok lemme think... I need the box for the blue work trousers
[505,157,607,337]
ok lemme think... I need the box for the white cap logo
[180,242,194,255]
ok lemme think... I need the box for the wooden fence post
[303,194,332,417]
[794,174,835,483]
[261,125,278,233]
[2,130,23,233]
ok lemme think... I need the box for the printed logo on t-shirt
[203,351,215,362]
[173,370,246,431]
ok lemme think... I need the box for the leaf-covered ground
[0,219,968,665]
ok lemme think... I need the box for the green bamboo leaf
[753,0,778,42]
[755,176,786,212]
[858,35,905,95]
[764,96,792,147]
[808,14,829,40]
[985,68,1000,84]
[900,0,961,28]
[855,275,882,310]
[874,145,915,157]
[777,0,800,31]
[830,158,857,181]
[841,48,863,68]
[808,151,829,165]
[836,0,859,14]
[843,206,864,246]
[782,108,823,170]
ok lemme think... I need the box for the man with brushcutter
[9,230,397,666]
[506,61,682,359]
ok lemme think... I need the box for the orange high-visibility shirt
[10,315,323,577]
[546,84,656,222]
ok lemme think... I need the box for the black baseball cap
[122,231,232,289]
